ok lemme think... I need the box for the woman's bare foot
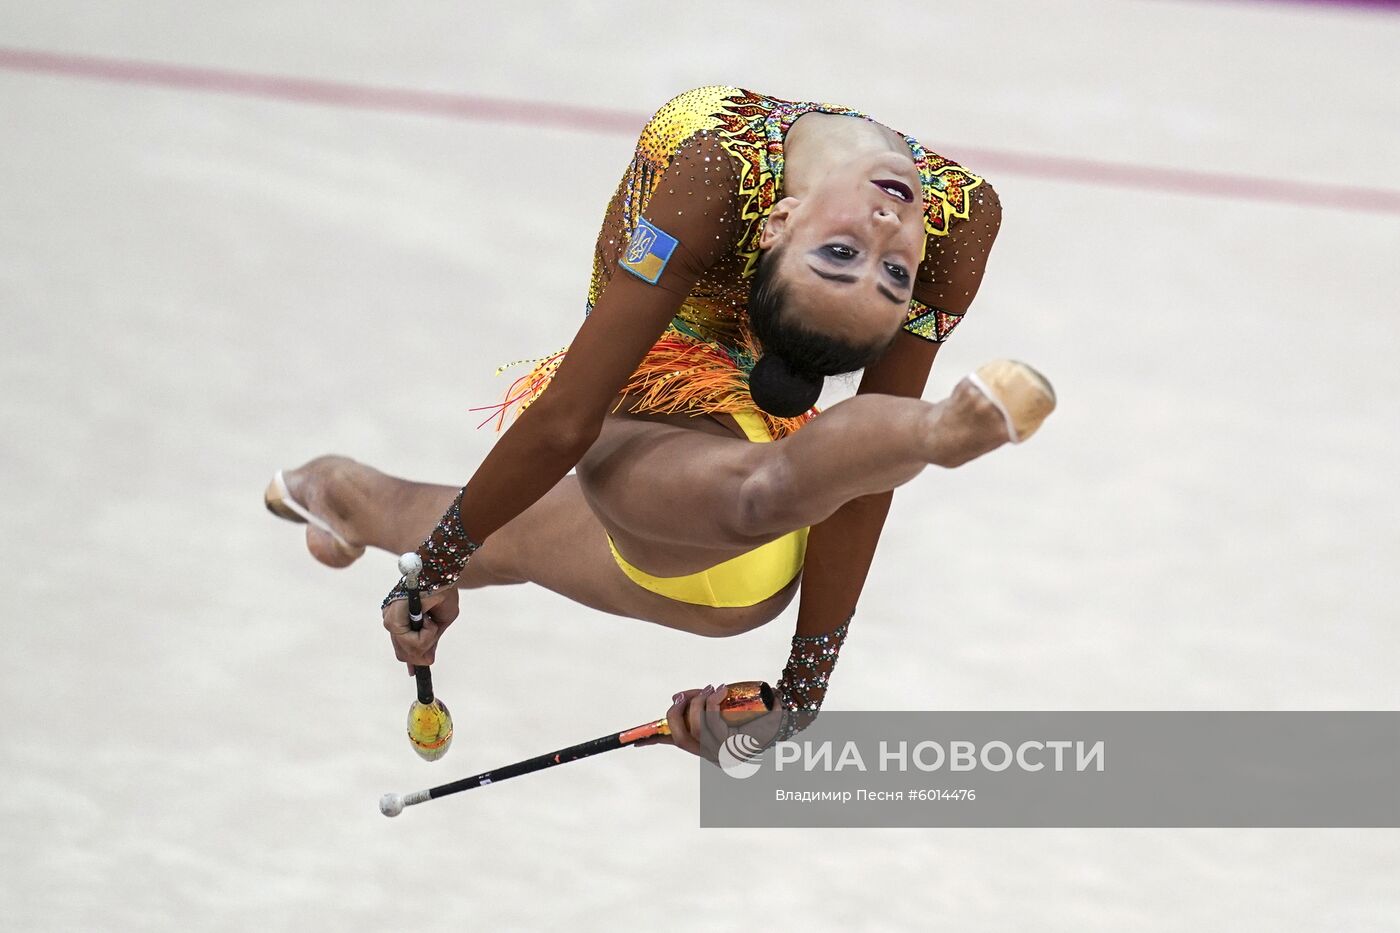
[265,455,370,568]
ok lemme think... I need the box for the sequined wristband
[381,490,482,609]
[774,617,851,742]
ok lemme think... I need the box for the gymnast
[266,85,1054,758]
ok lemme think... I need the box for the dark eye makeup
[817,244,911,295]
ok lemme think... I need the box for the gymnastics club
[380,681,775,816]
[399,552,454,761]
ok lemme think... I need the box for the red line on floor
[0,47,645,134]
[3,46,1398,217]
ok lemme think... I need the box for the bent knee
[729,452,797,541]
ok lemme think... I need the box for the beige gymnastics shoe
[965,360,1056,443]
[263,469,365,565]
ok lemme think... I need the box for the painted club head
[379,793,404,818]
[408,696,454,761]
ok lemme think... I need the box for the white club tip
[397,552,423,583]
[379,793,404,818]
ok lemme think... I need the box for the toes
[287,458,365,555]
[305,524,364,569]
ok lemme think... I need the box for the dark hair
[746,248,891,418]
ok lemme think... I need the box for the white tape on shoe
[270,470,356,550]
[965,372,1021,444]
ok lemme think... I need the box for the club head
[398,552,423,588]
[408,697,453,761]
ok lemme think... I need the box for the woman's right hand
[381,588,460,673]
[649,684,786,761]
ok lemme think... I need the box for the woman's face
[759,149,925,346]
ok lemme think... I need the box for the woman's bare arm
[381,135,739,637]
[447,140,738,544]
[794,182,1002,634]
[773,181,1003,732]
[791,333,943,635]
[450,269,695,541]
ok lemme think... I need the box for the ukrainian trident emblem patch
[620,217,678,285]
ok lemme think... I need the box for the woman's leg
[277,457,798,635]
[276,370,1017,631]
[576,376,1013,576]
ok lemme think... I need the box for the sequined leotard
[482,85,998,441]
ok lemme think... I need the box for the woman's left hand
[382,587,460,673]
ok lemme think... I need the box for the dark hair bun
[749,353,823,418]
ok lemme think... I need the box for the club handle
[708,680,775,726]
[622,681,775,742]
[406,588,434,704]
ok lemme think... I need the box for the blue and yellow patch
[620,217,678,285]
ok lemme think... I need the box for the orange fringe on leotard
[470,329,817,440]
